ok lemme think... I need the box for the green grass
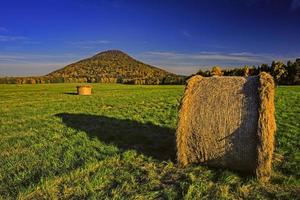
[0,84,299,199]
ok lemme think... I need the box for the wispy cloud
[67,40,111,45]
[181,30,192,38]
[0,27,8,33]
[1,50,296,77]
[0,35,28,42]
[0,62,69,77]
[141,51,268,62]
[137,51,295,75]
[66,40,111,49]
[22,41,42,45]
[0,53,86,76]
[0,53,81,63]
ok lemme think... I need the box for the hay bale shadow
[63,92,78,95]
[55,113,176,161]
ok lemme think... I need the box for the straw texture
[176,73,275,181]
[77,85,92,95]
[256,72,276,182]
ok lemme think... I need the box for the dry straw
[77,85,92,95]
[176,72,276,182]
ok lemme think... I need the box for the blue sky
[0,0,300,76]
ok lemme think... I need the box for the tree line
[0,75,185,85]
[195,58,300,85]
[1,58,299,85]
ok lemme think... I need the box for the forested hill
[0,50,185,84]
[46,50,184,84]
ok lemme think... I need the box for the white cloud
[0,35,28,42]
[0,50,296,77]
[136,51,294,75]
[141,51,266,62]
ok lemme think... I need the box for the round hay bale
[176,72,276,182]
[77,85,92,95]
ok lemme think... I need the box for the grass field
[0,84,299,199]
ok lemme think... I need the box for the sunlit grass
[0,84,299,199]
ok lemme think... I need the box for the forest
[196,58,300,85]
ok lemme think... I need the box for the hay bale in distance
[77,85,92,95]
[176,72,276,182]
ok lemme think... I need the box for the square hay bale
[176,72,276,182]
[77,85,92,95]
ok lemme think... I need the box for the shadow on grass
[63,92,78,95]
[55,113,176,161]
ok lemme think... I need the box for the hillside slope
[0,50,184,84]
[47,50,183,84]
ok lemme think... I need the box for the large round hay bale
[176,72,276,182]
[77,85,92,95]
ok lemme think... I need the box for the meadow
[0,83,299,199]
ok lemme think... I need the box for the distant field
[0,84,299,199]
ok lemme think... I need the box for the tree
[211,66,223,76]
[242,65,250,77]
[260,64,271,73]
[271,61,287,85]
[294,59,300,84]
[197,69,209,77]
